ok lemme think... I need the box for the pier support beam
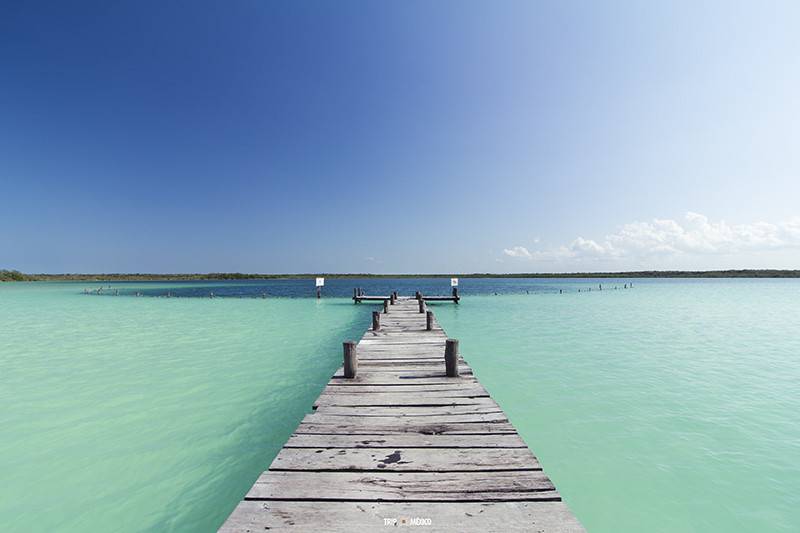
[426,310,433,331]
[445,339,459,377]
[372,311,380,331]
[343,341,357,378]
[383,300,389,314]
[418,299,425,313]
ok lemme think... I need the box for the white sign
[316,277,325,287]
[451,278,459,287]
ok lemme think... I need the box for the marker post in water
[451,277,459,302]
[316,277,324,299]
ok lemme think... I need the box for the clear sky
[2,1,799,273]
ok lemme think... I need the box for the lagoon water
[1,279,799,532]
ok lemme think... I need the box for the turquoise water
[0,283,368,532]
[435,280,800,533]
[2,280,799,532]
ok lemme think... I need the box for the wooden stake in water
[445,338,459,377]
[343,341,357,378]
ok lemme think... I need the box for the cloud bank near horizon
[504,213,800,267]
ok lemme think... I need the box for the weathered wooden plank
[312,404,503,417]
[285,432,528,448]
[302,411,509,424]
[314,392,491,407]
[321,383,489,394]
[269,447,540,472]
[355,357,463,363]
[219,501,585,532]
[245,470,557,501]
[330,371,476,383]
[296,421,518,435]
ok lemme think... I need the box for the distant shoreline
[3,269,800,281]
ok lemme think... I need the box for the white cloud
[503,212,800,265]
[503,246,533,258]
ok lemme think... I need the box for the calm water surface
[1,279,798,532]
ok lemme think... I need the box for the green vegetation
[3,269,800,281]
[0,270,32,281]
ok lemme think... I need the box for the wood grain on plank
[269,447,540,472]
[245,470,557,501]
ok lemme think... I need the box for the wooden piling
[426,310,433,331]
[342,341,357,378]
[445,338,459,377]
[418,298,425,313]
[383,299,389,314]
[372,311,380,331]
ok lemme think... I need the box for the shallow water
[0,283,368,532]
[1,279,799,532]
[435,280,800,533]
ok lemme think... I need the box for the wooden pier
[220,297,583,532]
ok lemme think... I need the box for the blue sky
[2,1,799,273]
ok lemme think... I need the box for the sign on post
[316,277,325,287]
[451,278,459,287]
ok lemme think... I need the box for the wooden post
[353,288,358,302]
[343,341,357,378]
[383,299,389,314]
[426,310,433,331]
[316,287,321,299]
[445,339,459,377]
[418,298,425,313]
[372,311,380,331]
[393,291,398,300]
[415,291,421,301]
[390,293,395,305]
[452,286,459,303]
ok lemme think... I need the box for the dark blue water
[82,277,642,298]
